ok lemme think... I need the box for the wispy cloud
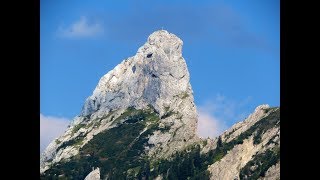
[40,113,70,153]
[197,107,227,139]
[197,94,252,138]
[58,16,104,38]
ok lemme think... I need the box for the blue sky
[40,0,279,151]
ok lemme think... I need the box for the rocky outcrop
[207,107,280,180]
[84,168,100,180]
[221,104,270,143]
[40,30,199,176]
[40,30,280,180]
[79,30,199,157]
[260,162,280,180]
[81,30,195,120]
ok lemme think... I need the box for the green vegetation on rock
[71,123,86,136]
[239,147,280,179]
[41,107,280,180]
[148,108,280,180]
[181,92,189,99]
[174,92,189,99]
[55,139,61,144]
[55,135,85,153]
[41,106,161,180]
[161,106,176,119]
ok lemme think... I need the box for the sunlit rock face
[40,30,199,176]
[40,30,279,180]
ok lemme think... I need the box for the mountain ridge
[40,30,280,180]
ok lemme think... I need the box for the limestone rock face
[81,30,194,119]
[40,30,280,180]
[84,168,100,180]
[40,30,198,175]
[208,136,260,180]
[221,104,270,143]
[206,107,280,180]
[80,30,198,153]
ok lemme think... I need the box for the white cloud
[197,106,227,139]
[40,113,70,153]
[58,16,104,38]
[196,94,252,138]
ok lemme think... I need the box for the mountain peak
[80,30,193,120]
[41,30,280,180]
[41,31,199,174]
[147,30,181,42]
[135,30,183,64]
[146,30,182,53]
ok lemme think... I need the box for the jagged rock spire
[80,30,197,132]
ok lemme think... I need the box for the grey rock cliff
[40,30,198,173]
[205,106,280,180]
[40,30,280,180]
[81,30,194,119]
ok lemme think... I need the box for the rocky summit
[40,30,280,180]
